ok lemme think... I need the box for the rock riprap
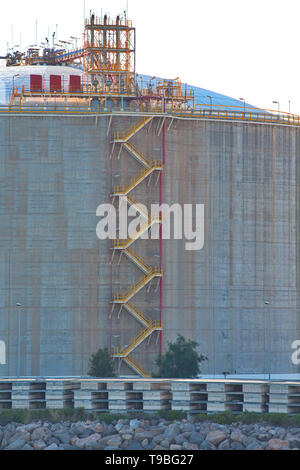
[0,418,299,450]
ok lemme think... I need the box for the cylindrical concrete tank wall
[0,115,111,375]
[162,119,300,375]
[0,113,299,376]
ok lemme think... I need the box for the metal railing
[124,302,153,327]
[113,162,162,195]
[110,117,164,377]
[111,350,150,377]
[122,142,151,167]
[124,249,152,273]
[124,356,151,378]
[85,16,133,27]
[112,216,161,249]
[2,102,300,126]
[114,116,154,142]
[121,322,163,356]
[113,321,163,357]
[126,196,149,219]
[113,268,163,303]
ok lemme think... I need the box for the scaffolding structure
[83,14,136,95]
[5,13,195,111]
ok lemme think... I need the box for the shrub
[153,335,208,378]
[88,347,116,377]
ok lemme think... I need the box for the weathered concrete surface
[0,115,111,375]
[0,113,299,376]
[162,119,300,375]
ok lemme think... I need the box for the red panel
[30,74,42,92]
[69,75,81,93]
[50,75,62,93]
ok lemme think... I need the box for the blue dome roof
[0,65,257,112]
[140,74,256,112]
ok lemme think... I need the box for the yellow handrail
[113,162,162,195]
[111,119,164,377]
[126,196,149,219]
[111,350,151,377]
[112,216,161,249]
[118,321,163,356]
[113,268,163,302]
[123,142,150,167]
[114,116,153,141]
[125,302,152,326]
[125,248,151,272]
[9,87,15,106]
[2,104,300,127]
[125,356,151,378]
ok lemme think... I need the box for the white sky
[0,0,300,113]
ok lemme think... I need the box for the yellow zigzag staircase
[111,117,163,377]
[113,162,162,196]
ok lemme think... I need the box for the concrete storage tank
[0,12,299,378]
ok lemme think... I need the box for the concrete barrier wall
[0,379,299,414]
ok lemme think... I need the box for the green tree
[154,335,208,378]
[88,347,116,377]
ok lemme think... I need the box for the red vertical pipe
[109,130,113,355]
[160,116,166,354]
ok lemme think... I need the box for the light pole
[273,100,280,113]
[120,345,128,377]
[149,76,156,95]
[239,97,246,114]
[12,74,20,99]
[112,336,128,377]
[16,303,22,377]
[264,301,271,381]
[112,335,121,377]
[206,95,212,113]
